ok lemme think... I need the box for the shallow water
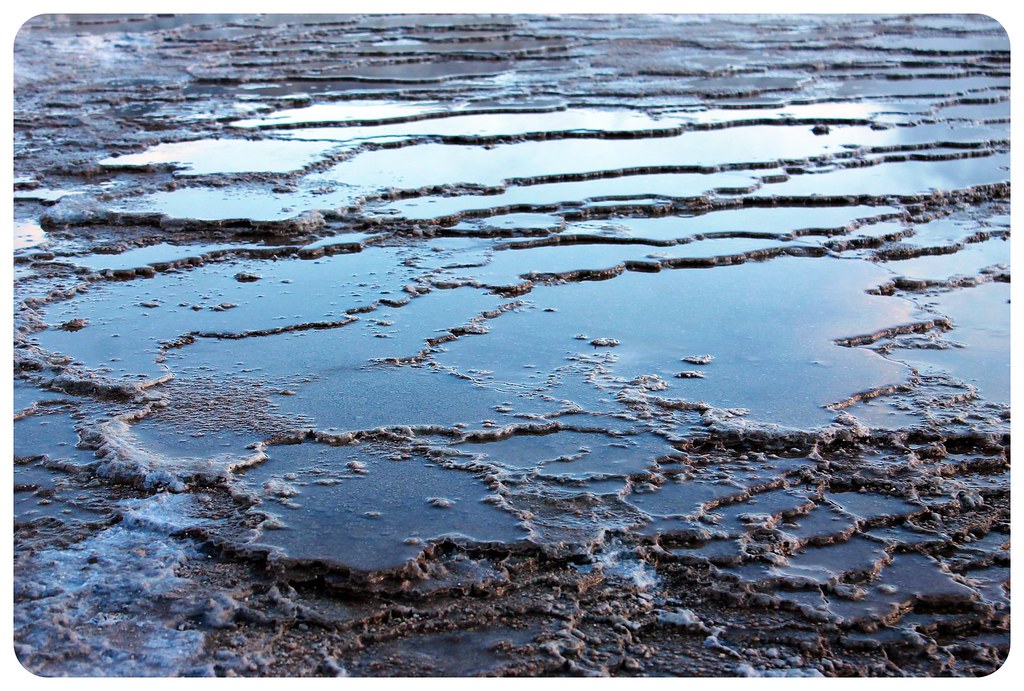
[13,219,47,250]
[318,124,896,190]
[13,13,1010,678]
[752,152,1009,198]
[70,241,274,272]
[890,281,1010,404]
[116,184,366,222]
[377,170,769,220]
[237,441,528,571]
[436,257,918,428]
[99,139,342,176]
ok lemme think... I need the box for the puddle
[450,235,799,287]
[753,152,1009,198]
[35,246,426,379]
[117,183,364,222]
[237,441,527,571]
[14,219,47,250]
[905,216,996,245]
[451,213,566,235]
[935,99,1009,121]
[70,241,275,272]
[378,171,766,220]
[14,411,93,466]
[880,236,1009,281]
[320,124,895,191]
[14,188,80,203]
[100,139,341,176]
[13,378,71,413]
[562,205,901,243]
[457,429,675,476]
[436,256,917,428]
[298,231,382,251]
[891,282,1010,404]
[236,105,665,139]
[142,273,561,431]
[829,76,1007,99]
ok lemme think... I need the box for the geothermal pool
[13,13,1009,677]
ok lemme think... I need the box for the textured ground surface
[12,14,1009,677]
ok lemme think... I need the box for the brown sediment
[871,229,1009,261]
[834,319,953,348]
[825,382,918,411]
[869,269,1010,295]
[196,316,360,341]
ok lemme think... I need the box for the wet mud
[12,14,1009,677]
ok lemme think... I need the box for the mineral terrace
[12,14,1010,677]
